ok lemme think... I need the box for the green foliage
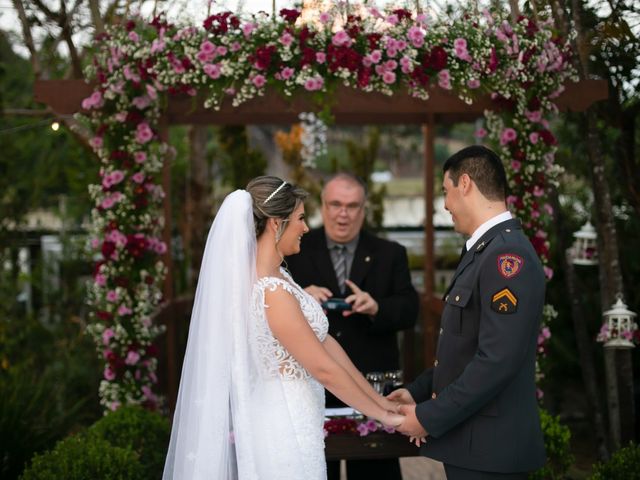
[344,127,386,230]
[20,434,143,480]
[529,409,574,480]
[87,406,170,479]
[589,443,640,480]
[218,125,267,189]
[0,368,88,479]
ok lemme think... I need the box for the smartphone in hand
[321,298,352,311]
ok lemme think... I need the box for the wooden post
[422,115,438,369]
[159,119,177,413]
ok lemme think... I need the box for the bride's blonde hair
[246,176,308,241]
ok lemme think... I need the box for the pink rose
[474,128,487,138]
[118,305,132,316]
[230,42,241,52]
[135,122,153,144]
[500,128,517,145]
[125,350,140,365]
[511,160,521,171]
[382,71,396,84]
[132,172,145,184]
[280,32,294,47]
[102,328,115,345]
[438,69,451,89]
[132,95,151,110]
[467,79,480,89]
[106,290,118,302]
[95,273,107,286]
[319,12,331,24]
[252,74,266,88]
[204,63,222,79]
[407,26,425,48]
[386,14,399,25]
[242,22,256,38]
[370,50,382,64]
[200,40,215,54]
[281,67,294,80]
[332,31,351,47]
[90,137,103,149]
[128,31,139,43]
[134,151,147,164]
[316,52,326,64]
[533,185,545,197]
[104,366,116,381]
[529,132,539,145]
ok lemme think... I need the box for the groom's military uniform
[407,218,546,477]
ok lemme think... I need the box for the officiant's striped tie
[333,245,347,293]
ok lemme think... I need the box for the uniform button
[445,295,449,301]
[434,359,439,367]
[336,331,342,337]
[439,327,443,335]
[431,392,437,399]
[506,229,511,232]
[455,295,460,302]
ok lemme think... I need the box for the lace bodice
[251,268,329,380]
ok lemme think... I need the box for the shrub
[529,409,574,480]
[88,405,170,479]
[20,434,142,480]
[589,443,640,479]
[0,368,87,479]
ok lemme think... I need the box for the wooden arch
[35,78,607,409]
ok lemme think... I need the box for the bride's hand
[381,411,404,428]
[378,396,402,414]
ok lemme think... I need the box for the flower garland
[324,417,396,438]
[80,5,576,410]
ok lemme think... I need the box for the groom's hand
[396,404,427,438]
[386,388,415,407]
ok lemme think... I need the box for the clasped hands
[385,388,428,447]
[305,279,379,316]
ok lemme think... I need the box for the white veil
[163,190,259,479]
[162,189,307,480]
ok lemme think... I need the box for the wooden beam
[34,79,608,125]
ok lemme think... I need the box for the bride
[163,176,403,479]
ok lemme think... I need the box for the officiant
[286,172,419,480]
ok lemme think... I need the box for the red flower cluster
[203,12,239,34]
[279,8,301,24]
[324,418,358,435]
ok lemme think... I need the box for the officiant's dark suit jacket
[406,218,546,474]
[286,228,418,383]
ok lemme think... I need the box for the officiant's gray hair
[247,176,308,239]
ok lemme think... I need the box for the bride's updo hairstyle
[246,176,308,241]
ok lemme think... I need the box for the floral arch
[75,5,589,411]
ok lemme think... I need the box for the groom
[390,146,546,479]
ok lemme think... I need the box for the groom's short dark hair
[443,145,508,201]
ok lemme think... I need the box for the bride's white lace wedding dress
[249,268,329,479]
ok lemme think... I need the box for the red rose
[252,45,277,70]
[102,240,116,259]
[366,33,382,50]
[97,311,113,321]
[392,8,412,21]
[279,8,301,24]
[488,47,499,73]
[538,129,557,145]
[423,46,447,71]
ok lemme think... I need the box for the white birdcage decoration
[571,221,598,265]
[599,295,638,349]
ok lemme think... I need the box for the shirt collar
[326,234,359,254]
[466,211,512,251]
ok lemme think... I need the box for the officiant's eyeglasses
[324,201,364,215]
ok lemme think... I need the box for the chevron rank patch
[491,288,518,314]
[497,254,524,279]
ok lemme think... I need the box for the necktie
[333,245,347,293]
[459,244,468,262]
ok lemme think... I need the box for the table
[325,432,420,461]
